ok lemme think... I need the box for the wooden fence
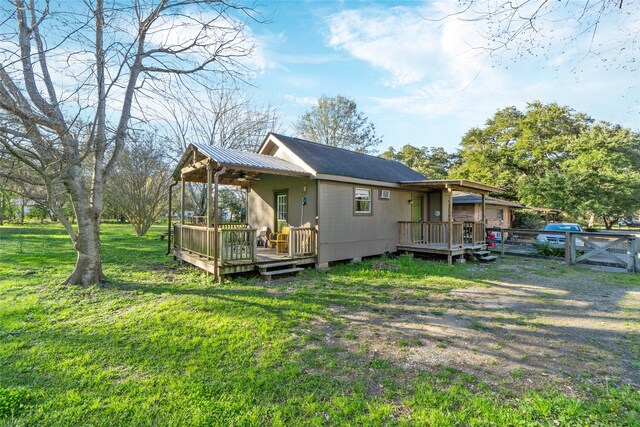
[487,227,640,273]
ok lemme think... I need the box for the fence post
[565,232,571,265]
[501,228,505,256]
[632,237,639,273]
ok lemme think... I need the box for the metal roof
[268,133,427,183]
[194,142,307,174]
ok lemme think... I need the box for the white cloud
[325,7,441,86]
[283,95,317,106]
[322,1,639,136]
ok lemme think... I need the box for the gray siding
[317,180,415,264]
[248,175,317,233]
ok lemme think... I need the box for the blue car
[536,223,583,246]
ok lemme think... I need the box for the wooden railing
[219,222,248,229]
[185,216,206,225]
[398,221,466,248]
[289,227,316,257]
[183,217,248,228]
[174,224,315,264]
[174,224,208,257]
[463,221,485,245]
[174,224,255,262]
[219,228,256,264]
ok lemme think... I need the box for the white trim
[354,187,372,214]
[258,134,318,176]
[315,173,402,188]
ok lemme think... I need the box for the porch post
[206,164,213,261]
[213,167,226,282]
[180,174,186,225]
[481,193,486,246]
[245,186,250,225]
[213,170,219,282]
[447,187,453,265]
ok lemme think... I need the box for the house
[169,133,502,279]
[452,192,524,229]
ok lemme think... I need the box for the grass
[1,223,639,426]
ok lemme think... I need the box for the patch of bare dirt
[297,259,640,395]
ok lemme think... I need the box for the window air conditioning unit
[379,189,391,199]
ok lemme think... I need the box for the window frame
[353,187,373,215]
[274,190,288,232]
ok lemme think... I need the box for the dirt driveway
[302,256,640,395]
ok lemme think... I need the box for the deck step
[472,250,490,257]
[260,267,304,279]
[257,260,298,270]
[477,255,497,263]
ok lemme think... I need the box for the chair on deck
[257,227,271,247]
[269,226,290,253]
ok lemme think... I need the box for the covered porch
[168,143,317,280]
[397,180,503,263]
[173,223,316,276]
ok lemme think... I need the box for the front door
[411,195,423,242]
[275,191,288,232]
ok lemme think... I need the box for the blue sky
[244,1,639,153]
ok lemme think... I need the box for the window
[498,209,504,222]
[379,189,391,199]
[277,194,287,221]
[354,188,372,214]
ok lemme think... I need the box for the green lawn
[1,223,639,426]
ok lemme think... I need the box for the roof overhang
[399,179,503,195]
[452,192,524,208]
[522,207,562,214]
[172,143,311,186]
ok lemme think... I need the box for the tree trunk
[63,209,104,286]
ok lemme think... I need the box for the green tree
[380,145,455,179]
[0,185,18,225]
[528,124,640,229]
[295,95,382,153]
[451,102,591,200]
[25,204,50,223]
[453,102,640,229]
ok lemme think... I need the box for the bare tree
[163,80,281,155]
[0,0,261,285]
[161,81,281,215]
[454,1,637,69]
[104,133,172,237]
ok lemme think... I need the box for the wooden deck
[397,242,486,257]
[173,223,317,277]
[174,247,316,276]
[397,221,487,262]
